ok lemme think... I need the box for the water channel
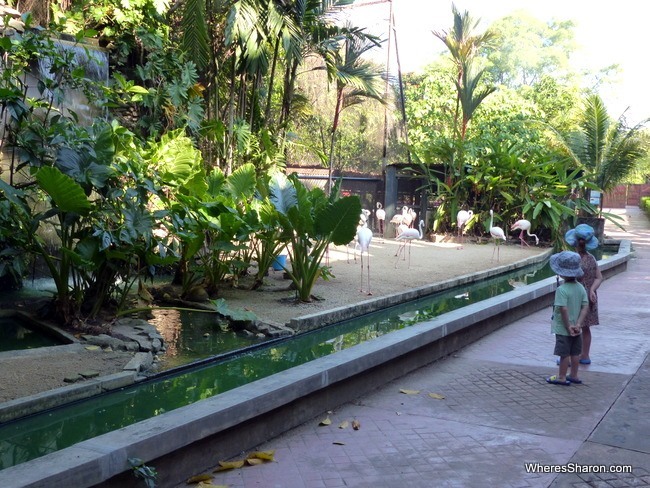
[0,250,615,470]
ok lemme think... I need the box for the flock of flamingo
[347,204,538,297]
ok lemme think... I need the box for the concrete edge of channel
[0,241,631,488]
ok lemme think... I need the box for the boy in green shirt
[547,251,589,386]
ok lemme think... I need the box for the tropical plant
[268,173,361,302]
[415,5,496,230]
[553,94,648,214]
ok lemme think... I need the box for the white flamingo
[511,219,539,246]
[347,212,370,263]
[407,207,417,227]
[356,222,373,295]
[389,205,409,236]
[375,202,386,238]
[395,219,424,268]
[456,209,474,249]
[489,209,506,262]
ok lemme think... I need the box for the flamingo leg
[519,230,529,247]
[366,252,372,295]
[492,240,500,262]
[404,241,413,269]
[395,243,404,267]
[359,252,364,293]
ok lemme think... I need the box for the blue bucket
[272,255,287,271]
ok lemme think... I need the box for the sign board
[589,191,601,205]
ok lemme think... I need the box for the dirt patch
[0,347,134,403]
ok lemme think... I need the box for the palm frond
[181,0,210,70]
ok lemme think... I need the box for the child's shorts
[554,334,582,357]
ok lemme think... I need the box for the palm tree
[324,30,385,193]
[429,5,496,226]
[558,94,647,213]
[433,4,495,141]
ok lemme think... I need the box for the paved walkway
[191,207,650,488]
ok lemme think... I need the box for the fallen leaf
[247,450,275,461]
[428,393,445,400]
[399,388,420,395]
[246,458,264,466]
[352,420,361,430]
[395,411,401,416]
[187,473,213,483]
[214,460,245,472]
[333,441,346,445]
[338,420,349,429]
[197,483,228,488]
[319,416,332,426]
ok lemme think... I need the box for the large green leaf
[226,163,257,199]
[35,167,91,214]
[269,172,297,215]
[153,130,204,189]
[315,196,361,245]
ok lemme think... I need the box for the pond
[0,312,67,352]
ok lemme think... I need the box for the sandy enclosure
[220,236,549,327]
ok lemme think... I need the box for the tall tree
[483,11,577,88]
[432,3,495,141]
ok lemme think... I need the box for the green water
[3,246,622,470]
[0,260,560,470]
[0,317,62,352]
[147,309,268,370]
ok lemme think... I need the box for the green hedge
[641,196,650,216]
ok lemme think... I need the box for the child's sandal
[546,375,570,386]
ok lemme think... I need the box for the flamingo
[402,207,417,227]
[395,219,424,268]
[456,209,474,249]
[356,222,373,295]
[511,219,539,246]
[489,210,506,262]
[375,202,386,238]
[407,207,417,228]
[347,212,369,263]
[389,206,409,236]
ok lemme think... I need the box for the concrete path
[183,207,650,488]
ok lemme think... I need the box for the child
[547,251,589,386]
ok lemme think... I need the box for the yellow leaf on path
[428,393,445,400]
[338,420,349,429]
[399,389,420,395]
[319,417,332,426]
[333,441,346,445]
[246,458,264,466]
[247,450,275,461]
[197,483,228,488]
[352,420,361,430]
[187,473,213,483]
[214,460,245,472]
